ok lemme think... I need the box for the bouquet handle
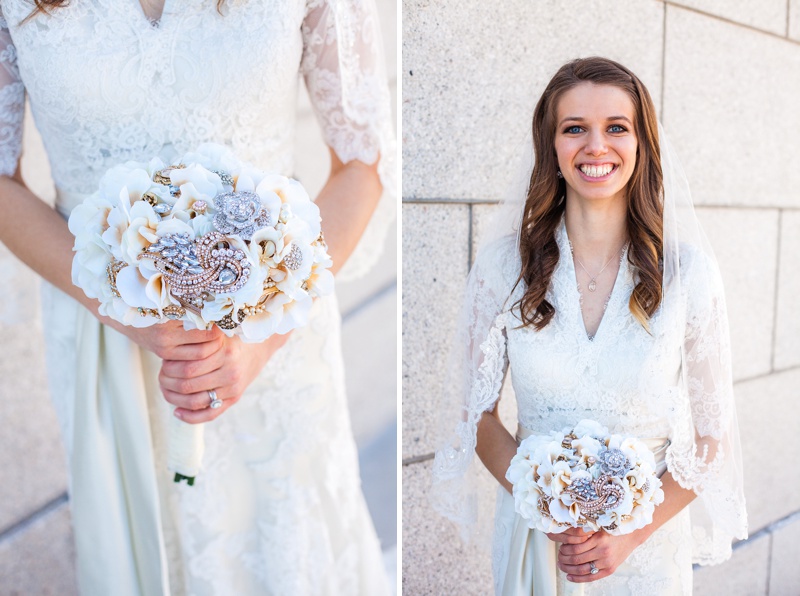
[167,411,205,485]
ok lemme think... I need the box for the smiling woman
[430,57,747,595]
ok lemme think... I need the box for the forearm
[0,175,97,311]
[632,471,696,546]
[313,150,382,276]
[475,410,518,494]
[0,175,153,340]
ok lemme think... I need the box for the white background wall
[0,1,397,593]
[402,1,800,594]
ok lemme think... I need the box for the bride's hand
[556,529,642,583]
[545,526,595,546]
[158,332,290,424]
[117,320,226,361]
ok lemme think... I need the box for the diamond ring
[208,389,223,409]
[589,561,599,575]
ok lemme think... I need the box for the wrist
[631,522,656,548]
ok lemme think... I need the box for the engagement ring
[590,561,599,575]
[208,389,223,409]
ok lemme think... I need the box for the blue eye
[564,125,583,134]
[609,124,627,133]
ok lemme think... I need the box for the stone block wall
[402,1,800,594]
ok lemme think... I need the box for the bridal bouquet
[69,143,333,484]
[505,420,664,535]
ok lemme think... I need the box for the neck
[563,193,628,263]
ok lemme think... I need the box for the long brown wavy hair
[514,57,663,332]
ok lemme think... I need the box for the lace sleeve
[665,249,748,564]
[301,0,396,281]
[0,10,24,177]
[431,236,518,540]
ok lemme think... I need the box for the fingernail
[174,410,183,420]
[566,575,574,582]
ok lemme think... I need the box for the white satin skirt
[40,281,390,596]
[492,426,693,596]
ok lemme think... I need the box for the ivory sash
[46,190,171,595]
[501,425,669,596]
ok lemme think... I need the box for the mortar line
[403,452,434,466]
[341,279,397,323]
[404,198,800,211]
[770,210,783,372]
[734,364,799,385]
[403,197,501,205]
[665,1,799,43]
[0,492,68,544]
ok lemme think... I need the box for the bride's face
[553,82,638,206]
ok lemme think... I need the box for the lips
[578,163,616,178]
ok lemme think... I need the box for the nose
[584,130,608,156]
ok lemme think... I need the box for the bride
[431,57,747,595]
[0,1,394,594]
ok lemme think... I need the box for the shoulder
[673,241,727,317]
[471,234,520,286]
[677,242,723,287]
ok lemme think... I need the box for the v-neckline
[136,0,170,29]
[559,221,628,343]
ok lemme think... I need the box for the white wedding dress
[0,1,394,594]
[432,219,748,595]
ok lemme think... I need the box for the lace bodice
[506,223,681,439]
[0,0,395,277]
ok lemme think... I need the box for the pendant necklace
[572,244,626,292]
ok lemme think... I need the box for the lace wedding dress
[432,219,747,595]
[0,1,394,594]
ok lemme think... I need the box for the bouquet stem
[167,412,205,486]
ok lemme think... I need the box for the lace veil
[430,122,748,564]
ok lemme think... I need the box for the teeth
[580,164,614,178]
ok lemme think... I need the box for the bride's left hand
[158,332,290,424]
[556,529,643,583]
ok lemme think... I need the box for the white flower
[120,200,160,265]
[170,164,224,200]
[249,226,285,267]
[257,174,321,238]
[97,165,153,204]
[549,496,580,526]
[505,455,533,487]
[239,291,292,341]
[573,419,609,438]
[71,240,113,300]
[572,435,603,465]
[115,264,159,311]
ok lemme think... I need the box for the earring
[556,170,563,179]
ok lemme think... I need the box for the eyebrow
[558,116,633,126]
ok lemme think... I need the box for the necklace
[572,243,626,292]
